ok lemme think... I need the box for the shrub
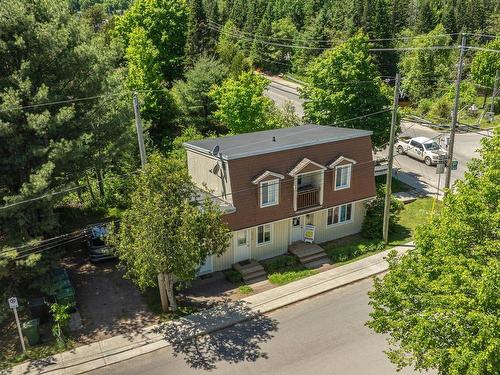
[262,255,300,274]
[224,269,243,284]
[238,285,253,294]
[50,303,73,347]
[362,185,404,239]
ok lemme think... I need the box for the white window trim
[260,178,279,208]
[326,203,354,228]
[256,223,273,246]
[334,164,352,191]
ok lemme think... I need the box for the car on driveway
[85,224,115,262]
[396,136,447,166]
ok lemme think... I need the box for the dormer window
[328,156,357,191]
[335,165,352,190]
[260,179,279,207]
[252,170,284,208]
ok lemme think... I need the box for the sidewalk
[3,243,414,375]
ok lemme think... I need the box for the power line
[0,170,140,211]
[207,18,459,44]
[466,46,500,53]
[208,23,460,52]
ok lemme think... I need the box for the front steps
[288,242,331,269]
[233,260,267,284]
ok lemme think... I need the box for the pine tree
[185,0,209,65]
[416,0,435,34]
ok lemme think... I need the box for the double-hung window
[327,203,353,226]
[257,224,272,245]
[260,179,279,207]
[335,164,352,190]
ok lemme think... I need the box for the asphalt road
[264,76,489,191]
[89,278,433,375]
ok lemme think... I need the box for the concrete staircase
[288,242,331,269]
[232,260,267,284]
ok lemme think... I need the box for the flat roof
[183,124,372,160]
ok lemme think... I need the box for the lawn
[262,255,317,286]
[321,197,438,264]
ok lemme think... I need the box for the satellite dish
[211,145,220,156]
[212,164,220,175]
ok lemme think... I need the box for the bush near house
[362,185,404,239]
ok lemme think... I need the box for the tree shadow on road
[153,300,278,370]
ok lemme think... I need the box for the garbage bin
[22,318,40,346]
[55,287,75,306]
[28,297,49,324]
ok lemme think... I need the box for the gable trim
[252,170,285,185]
[289,158,327,176]
[328,156,357,168]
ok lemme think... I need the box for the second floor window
[335,165,352,190]
[260,179,279,207]
[327,203,352,226]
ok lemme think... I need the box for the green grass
[238,285,254,294]
[375,175,412,193]
[267,270,317,286]
[262,255,317,286]
[321,197,439,264]
[0,338,75,370]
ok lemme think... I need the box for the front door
[291,216,303,243]
[234,229,250,263]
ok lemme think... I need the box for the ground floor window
[327,203,353,226]
[257,223,272,245]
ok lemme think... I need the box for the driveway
[63,249,158,343]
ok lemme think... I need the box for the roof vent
[272,136,276,142]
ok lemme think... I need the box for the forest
[0,0,499,323]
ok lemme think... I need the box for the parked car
[396,136,447,166]
[85,224,115,262]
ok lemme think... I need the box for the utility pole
[490,70,498,114]
[133,92,147,167]
[444,35,466,190]
[383,73,401,244]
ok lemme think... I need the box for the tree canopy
[111,153,231,310]
[209,72,274,133]
[0,0,134,241]
[301,32,393,149]
[367,129,500,374]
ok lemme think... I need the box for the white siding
[210,201,367,272]
[250,220,290,261]
[313,201,366,243]
[186,150,232,204]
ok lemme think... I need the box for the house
[183,124,377,274]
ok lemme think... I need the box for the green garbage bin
[55,287,75,305]
[22,318,40,346]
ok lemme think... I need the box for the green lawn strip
[261,255,317,286]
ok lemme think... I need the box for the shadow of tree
[153,300,278,370]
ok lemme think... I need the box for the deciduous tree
[209,72,274,133]
[301,32,393,149]
[111,153,231,311]
[368,129,500,375]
